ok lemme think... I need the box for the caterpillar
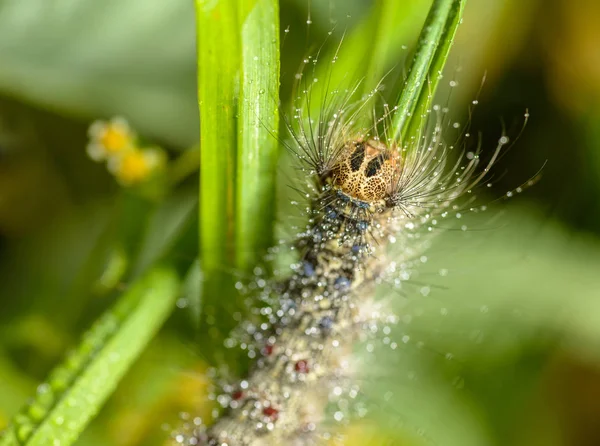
[171,30,514,442]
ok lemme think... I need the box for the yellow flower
[86,117,135,161]
[108,148,164,186]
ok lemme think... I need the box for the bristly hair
[280,45,510,253]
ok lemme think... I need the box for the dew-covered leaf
[0,267,179,446]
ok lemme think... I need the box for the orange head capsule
[330,140,400,203]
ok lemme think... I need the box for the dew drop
[28,403,47,422]
[17,424,33,441]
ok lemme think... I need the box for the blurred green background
[1,0,600,445]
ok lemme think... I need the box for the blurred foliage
[1,0,600,445]
[0,267,179,446]
[0,0,198,147]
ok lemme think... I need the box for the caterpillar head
[330,140,400,205]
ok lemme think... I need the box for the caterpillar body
[173,51,506,443]
[201,139,400,444]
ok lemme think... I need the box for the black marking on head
[366,154,385,177]
[350,142,365,172]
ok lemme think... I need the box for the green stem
[167,146,200,187]
[391,0,466,145]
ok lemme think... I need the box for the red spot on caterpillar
[263,406,279,421]
[263,344,274,356]
[295,360,309,373]
[232,390,244,400]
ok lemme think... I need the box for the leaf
[77,335,209,446]
[196,0,239,279]
[236,0,281,270]
[0,267,180,446]
[195,0,243,365]
[391,0,466,144]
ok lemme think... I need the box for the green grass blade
[195,0,242,361]
[391,0,466,144]
[0,267,180,446]
[236,0,280,270]
[196,0,240,278]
